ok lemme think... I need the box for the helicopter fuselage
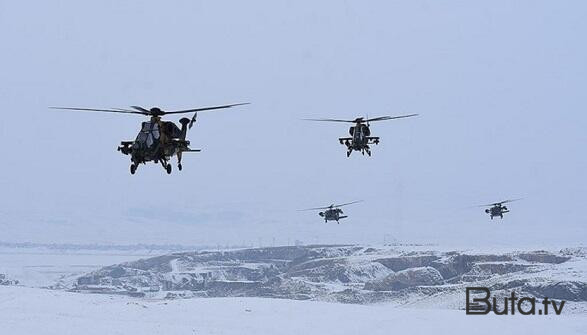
[319,208,347,223]
[485,205,509,219]
[338,122,380,157]
[117,116,194,174]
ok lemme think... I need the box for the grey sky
[1,1,585,247]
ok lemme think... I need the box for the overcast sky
[0,1,585,247]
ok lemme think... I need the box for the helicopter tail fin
[339,215,348,220]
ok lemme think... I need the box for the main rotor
[303,114,418,124]
[478,198,523,207]
[51,103,250,118]
[299,200,363,211]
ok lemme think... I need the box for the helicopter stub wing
[168,139,200,153]
[117,141,133,155]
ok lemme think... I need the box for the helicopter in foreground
[51,103,248,174]
[299,201,362,223]
[304,114,417,157]
[479,199,522,219]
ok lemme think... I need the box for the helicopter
[304,114,418,157]
[51,103,249,174]
[479,199,522,219]
[299,201,362,223]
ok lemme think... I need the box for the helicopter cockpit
[134,121,160,148]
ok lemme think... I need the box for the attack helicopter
[479,199,522,220]
[299,201,362,223]
[304,114,417,157]
[51,103,249,174]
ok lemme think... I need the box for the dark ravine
[67,245,587,306]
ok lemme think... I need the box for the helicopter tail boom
[179,118,191,140]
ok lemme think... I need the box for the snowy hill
[68,245,587,311]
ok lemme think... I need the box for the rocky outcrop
[0,274,18,286]
[68,246,587,306]
[286,258,392,283]
[430,254,514,280]
[375,255,439,272]
[364,267,444,291]
[525,281,587,301]
[517,251,570,264]
[473,262,533,275]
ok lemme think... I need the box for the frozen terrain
[1,244,585,335]
[0,286,585,335]
[0,245,176,287]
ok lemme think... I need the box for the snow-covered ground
[0,245,585,334]
[0,249,156,287]
[0,286,585,335]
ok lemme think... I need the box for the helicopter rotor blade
[110,107,140,113]
[49,107,147,115]
[499,198,523,204]
[302,118,356,123]
[303,114,418,123]
[333,200,363,208]
[364,114,419,122]
[164,102,250,115]
[298,206,333,211]
[130,105,152,114]
[299,200,362,211]
[52,103,249,117]
[477,202,502,207]
[477,198,523,207]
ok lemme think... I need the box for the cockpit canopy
[349,124,370,136]
[134,121,160,148]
